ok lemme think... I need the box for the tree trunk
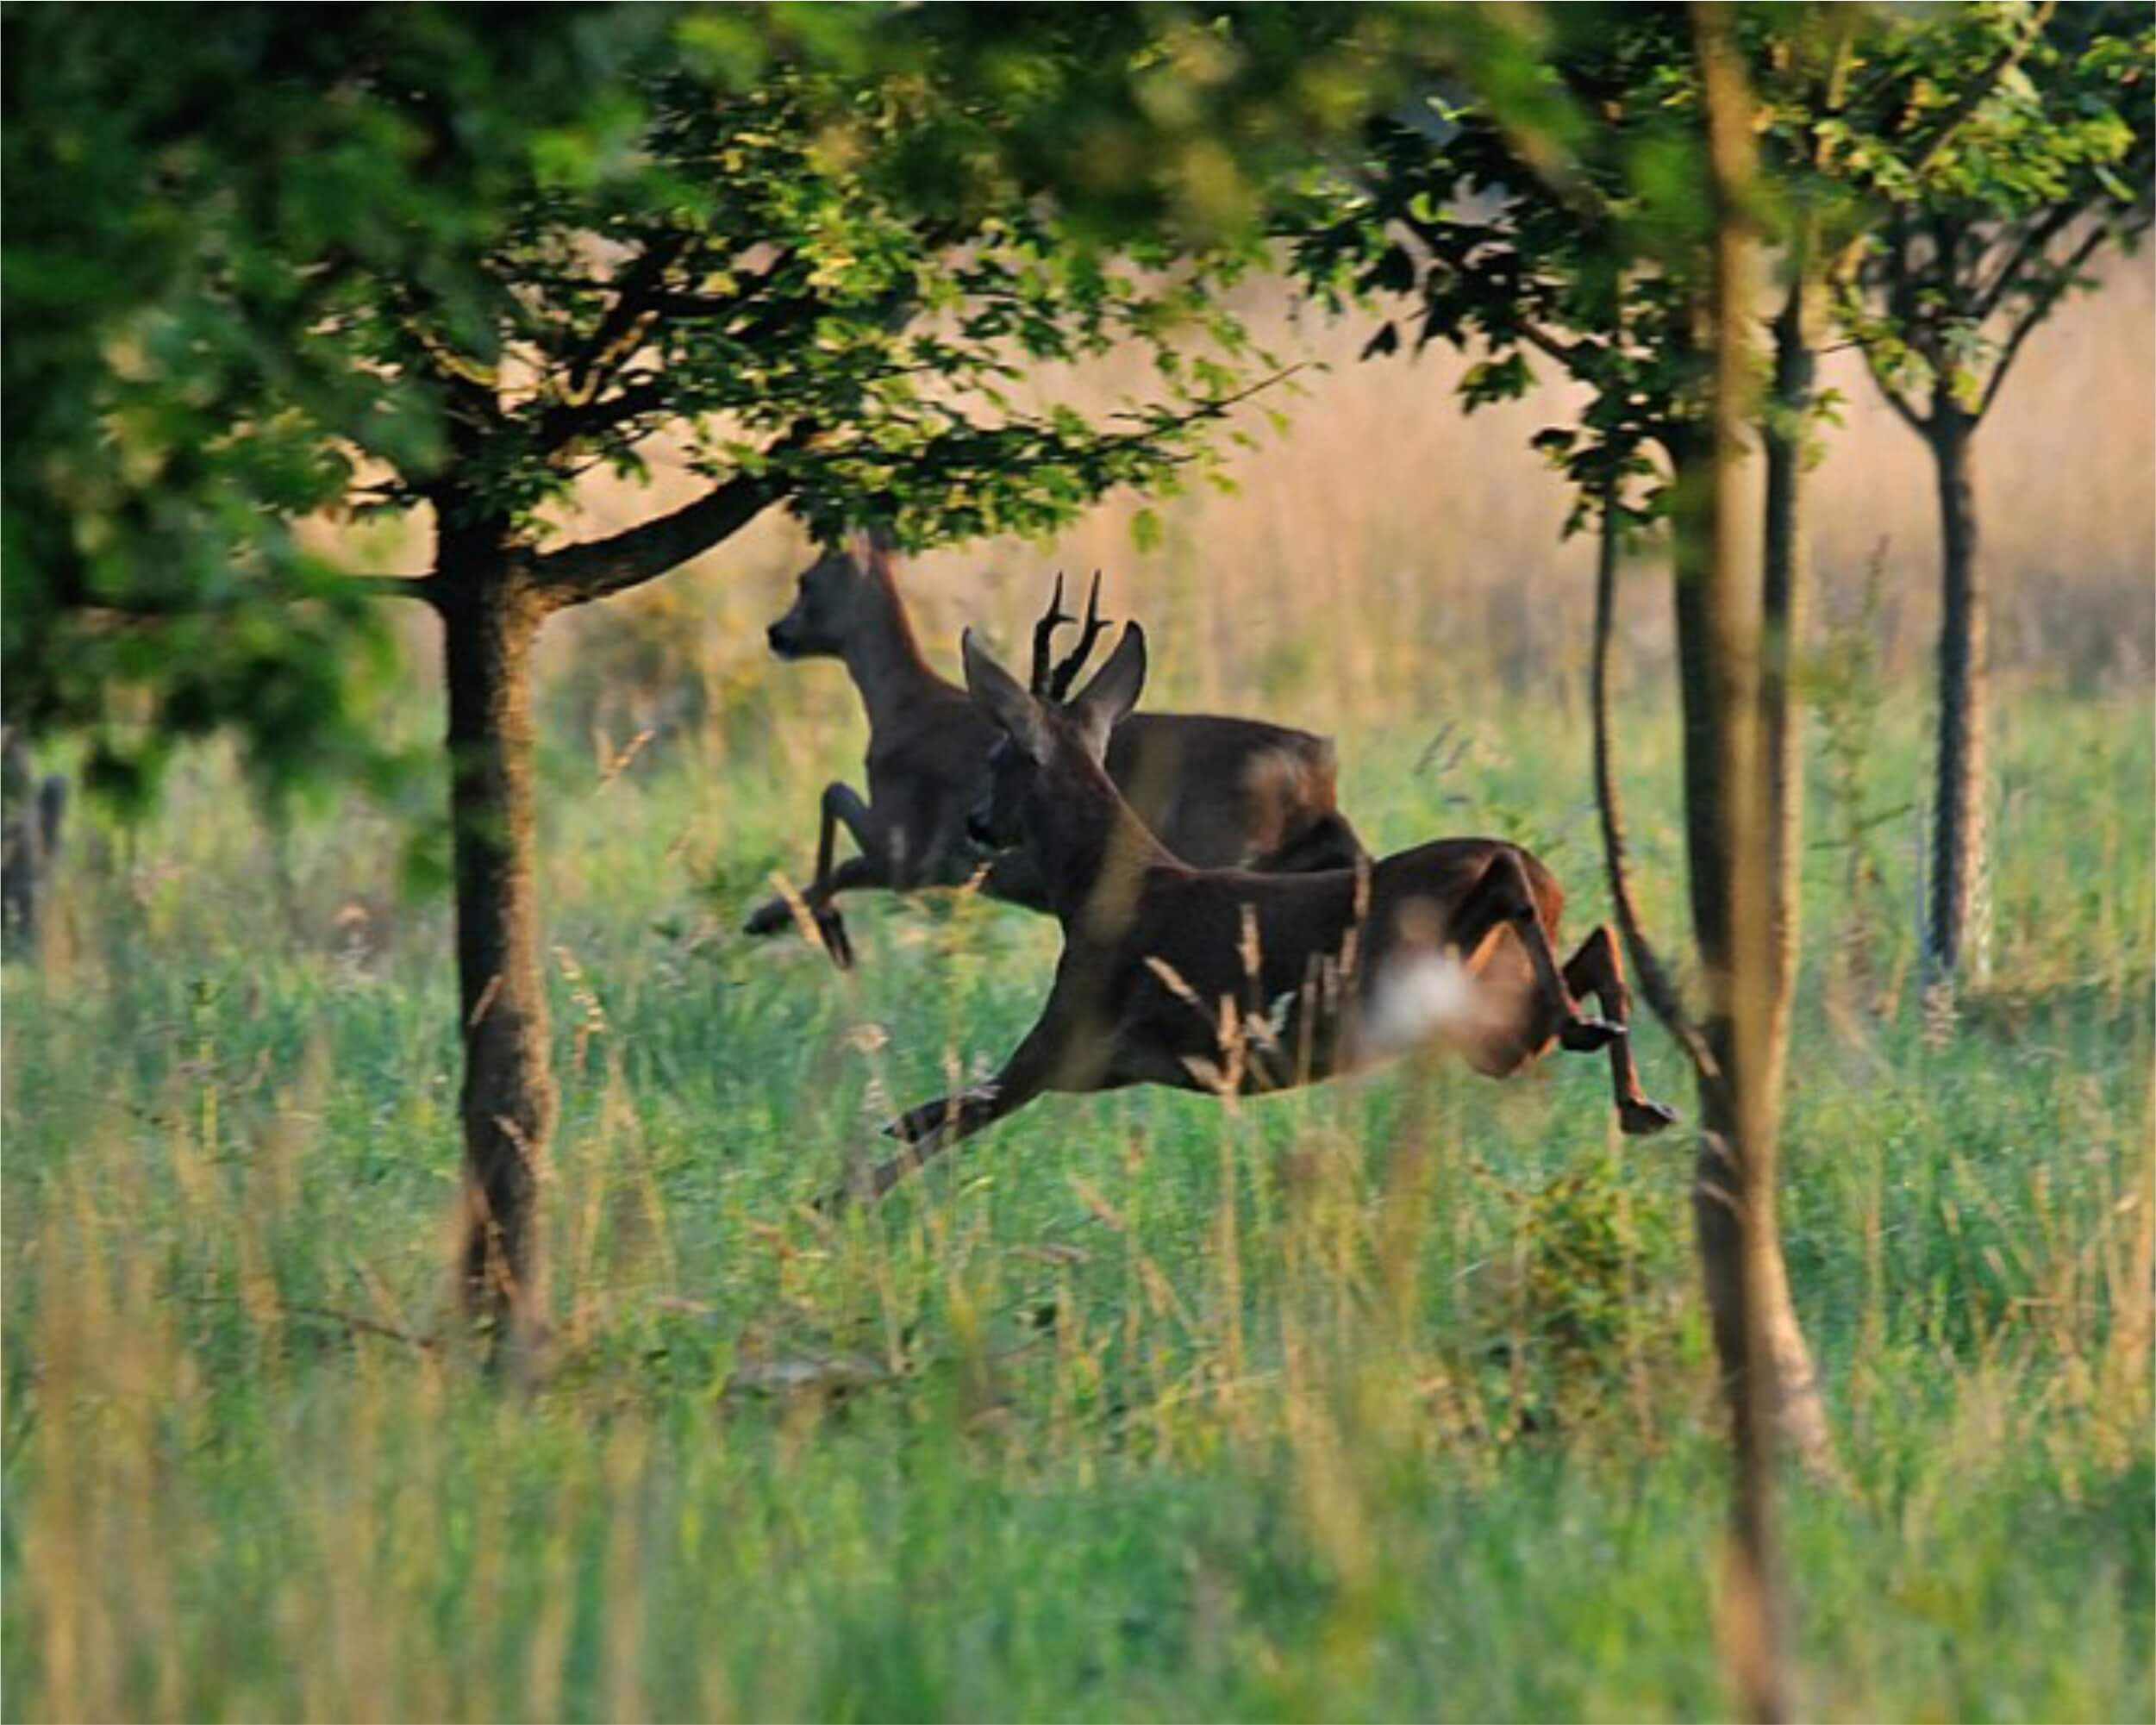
[1926,404,1988,983]
[440,552,559,1364]
[1,728,64,967]
[1760,272,1818,1097]
[1666,416,1833,1467]
[1693,10,1815,1713]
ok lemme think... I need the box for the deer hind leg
[1447,849,1622,1058]
[1562,923,1679,1135]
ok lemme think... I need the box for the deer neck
[841,576,947,729]
[1029,758,1173,934]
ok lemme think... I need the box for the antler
[1030,572,1073,696]
[1047,572,1110,702]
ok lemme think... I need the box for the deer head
[766,529,897,660]
[961,622,1147,853]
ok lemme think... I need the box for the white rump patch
[1362,947,1478,1058]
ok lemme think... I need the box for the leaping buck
[842,623,1678,1202]
[745,535,1363,967]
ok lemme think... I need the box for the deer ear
[1068,623,1147,753]
[961,629,1048,760]
[847,528,893,572]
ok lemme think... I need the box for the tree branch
[341,572,441,604]
[533,459,794,609]
[1873,376,1928,434]
[534,377,672,450]
[561,234,690,405]
[1397,215,1589,374]
[531,273,853,453]
[45,565,439,620]
[1110,365,1306,448]
[1903,0,2058,178]
[1972,203,2081,322]
[1978,220,2115,417]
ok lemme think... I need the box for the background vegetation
[8,254,2151,1717]
[4,4,2151,1719]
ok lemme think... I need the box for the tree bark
[1696,23,1785,1708]
[1759,272,1817,1097]
[1926,403,1988,982]
[1669,436,1831,1416]
[439,542,559,1364]
[0,728,64,967]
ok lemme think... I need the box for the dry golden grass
[325,250,2152,746]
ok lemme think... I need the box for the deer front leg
[742,782,883,969]
[742,853,886,953]
[824,1013,1071,1208]
[1563,923,1679,1135]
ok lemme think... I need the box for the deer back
[1105,713,1356,872]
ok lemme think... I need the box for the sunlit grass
[3,677,2150,1722]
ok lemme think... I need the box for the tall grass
[5,659,2149,1718]
[9,237,2152,1725]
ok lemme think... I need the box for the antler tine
[1048,570,1111,702]
[1030,572,1073,696]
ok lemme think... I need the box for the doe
[746,536,1362,966]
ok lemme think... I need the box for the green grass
[3,681,2150,1722]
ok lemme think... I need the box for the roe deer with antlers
[842,623,1677,1201]
[745,535,1363,967]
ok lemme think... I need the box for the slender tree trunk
[1927,403,1988,982]
[1666,422,1832,1472]
[1590,484,1716,1082]
[439,546,559,1364]
[1,728,64,967]
[1760,272,1818,1096]
[1695,9,1803,1715]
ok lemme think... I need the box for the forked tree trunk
[1926,403,1988,982]
[440,551,559,1363]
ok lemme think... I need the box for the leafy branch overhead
[6,5,1349,795]
[1289,7,1725,539]
[1291,3,2153,529]
[1828,3,2154,428]
[369,64,1285,560]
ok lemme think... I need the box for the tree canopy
[3,3,1454,801]
[1829,1,2154,431]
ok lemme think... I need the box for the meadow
[5,265,2153,1721]
[4,647,2150,1720]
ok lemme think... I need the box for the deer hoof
[1619,1097,1680,1136]
[1559,1015,1625,1053]
[742,897,791,937]
[817,910,855,970]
